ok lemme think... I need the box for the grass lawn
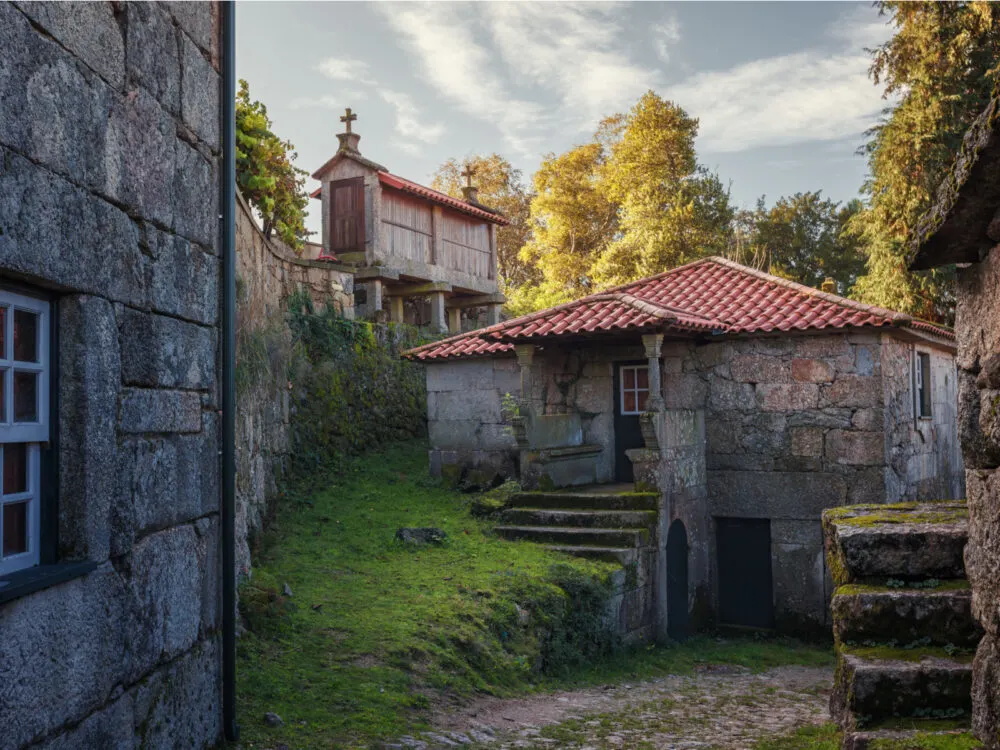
[753,724,984,750]
[236,440,836,749]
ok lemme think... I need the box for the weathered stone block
[791,358,834,383]
[790,427,824,457]
[164,2,216,58]
[851,407,883,431]
[956,248,1000,372]
[148,228,218,322]
[708,471,847,519]
[959,369,1000,469]
[709,378,753,411]
[757,382,818,411]
[738,412,787,454]
[59,295,122,562]
[821,375,882,408]
[426,361,496,392]
[972,633,1000,748]
[729,354,790,383]
[124,2,180,114]
[180,32,220,148]
[787,408,853,428]
[34,690,135,750]
[772,542,827,631]
[966,468,1000,635]
[846,467,886,505]
[15,1,124,89]
[433,388,501,423]
[172,139,216,247]
[120,388,202,434]
[428,419,481,450]
[196,517,220,634]
[826,430,884,466]
[119,308,215,389]
[664,372,709,408]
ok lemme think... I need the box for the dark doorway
[667,520,689,641]
[612,361,648,482]
[716,517,774,629]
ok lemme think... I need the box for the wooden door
[329,177,365,253]
[613,362,648,483]
[716,517,774,629]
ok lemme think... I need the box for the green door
[613,362,648,483]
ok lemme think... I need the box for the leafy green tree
[431,154,536,289]
[850,2,1000,322]
[236,79,310,250]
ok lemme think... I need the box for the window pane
[13,309,38,363]
[637,390,649,412]
[0,306,6,359]
[623,391,636,413]
[3,501,28,556]
[623,368,635,389]
[3,444,27,495]
[13,371,37,422]
[636,368,649,390]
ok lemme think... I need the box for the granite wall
[0,2,222,747]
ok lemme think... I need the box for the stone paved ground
[390,664,833,749]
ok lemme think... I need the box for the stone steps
[499,507,657,529]
[831,648,973,731]
[831,583,982,648]
[494,525,650,548]
[543,544,637,565]
[508,491,658,511]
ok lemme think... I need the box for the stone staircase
[494,487,660,641]
[823,502,983,750]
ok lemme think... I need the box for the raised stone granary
[309,111,508,333]
[0,3,223,747]
[406,258,964,639]
[909,92,1000,748]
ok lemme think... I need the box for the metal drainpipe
[221,0,239,742]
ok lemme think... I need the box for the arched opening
[667,519,689,642]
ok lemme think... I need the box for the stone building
[406,257,963,636]
[909,94,1000,747]
[309,112,507,332]
[0,3,224,748]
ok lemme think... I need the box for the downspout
[221,0,239,742]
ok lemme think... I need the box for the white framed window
[914,349,932,420]
[619,365,649,415]
[0,290,49,576]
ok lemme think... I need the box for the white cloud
[652,17,680,63]
[289,92,368,110]
[379,89,445,144]
[317,57,376,85]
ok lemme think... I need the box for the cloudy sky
[236,2,895,237]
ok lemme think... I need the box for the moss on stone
[834,580,971,596]
[825,501,967,529]
[841,644,976,664]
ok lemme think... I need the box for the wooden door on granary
[716,517,774,629]
[613,362,648,483]
[329,176,365,253]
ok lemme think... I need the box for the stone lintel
[445,293,506,308]
[384,281,453,296]
[354,266,401,282]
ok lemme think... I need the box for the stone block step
[494,525,650,548]
[509,491,658,511]
[499,507,657,530]
[823,503,968,584]
[831,582,982,648]
[831,647,973,730]
[544,545,637,565]
[842,725,972,750]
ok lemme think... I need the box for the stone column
[515,343,536,405]
[447,307,461,334]
[366,279,383,314]
[388,295,404,323]
[429,291,447,333]
[486,303,502,327]
[641,333,665,411]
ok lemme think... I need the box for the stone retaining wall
[0,3,222,747]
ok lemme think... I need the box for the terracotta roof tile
[404,257,954,362]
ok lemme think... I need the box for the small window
[0,290,49,576]
[619,365,649,415]
[914,351,932,420]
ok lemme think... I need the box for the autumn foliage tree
[236,79,310,251]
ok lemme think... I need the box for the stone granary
[0,2,225,748]
[310,110,508,333]
[909,93,1000,747]
[406,257,963,637]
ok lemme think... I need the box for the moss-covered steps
[823,502,978,750]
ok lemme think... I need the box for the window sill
[0,561,98,605]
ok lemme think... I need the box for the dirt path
[390,665,833,749]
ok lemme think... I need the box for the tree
[850,2,1000,322]
[590,92,733,286]
[236,79,310,250]
[431,154,535,290]
[730,193,866,295]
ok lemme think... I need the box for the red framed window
[619,365,649,415]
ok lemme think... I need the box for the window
[619,365,649,415]
[914,350,932,420]
[0,290,49,576]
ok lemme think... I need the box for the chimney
[337,107,361,153]
[821,278,837,294]
[460,163,479,204]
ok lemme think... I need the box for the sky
[236,1,896,237]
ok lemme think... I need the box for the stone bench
[517,412,602,489]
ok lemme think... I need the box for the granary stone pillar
[486,303,502,327]
[447,307,462,334]
[388,295,404,323]
[515,343,536,406]
[365,279,383,314]
[429,291,447,333]
[642,333,665,412]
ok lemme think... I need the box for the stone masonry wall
[955,246,1000,746]
[0,3,222,748]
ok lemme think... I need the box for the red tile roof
[309,172,509,225]
[405,257,955,361]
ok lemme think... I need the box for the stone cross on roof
[340,107,358,134]
[461,164,475,188]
